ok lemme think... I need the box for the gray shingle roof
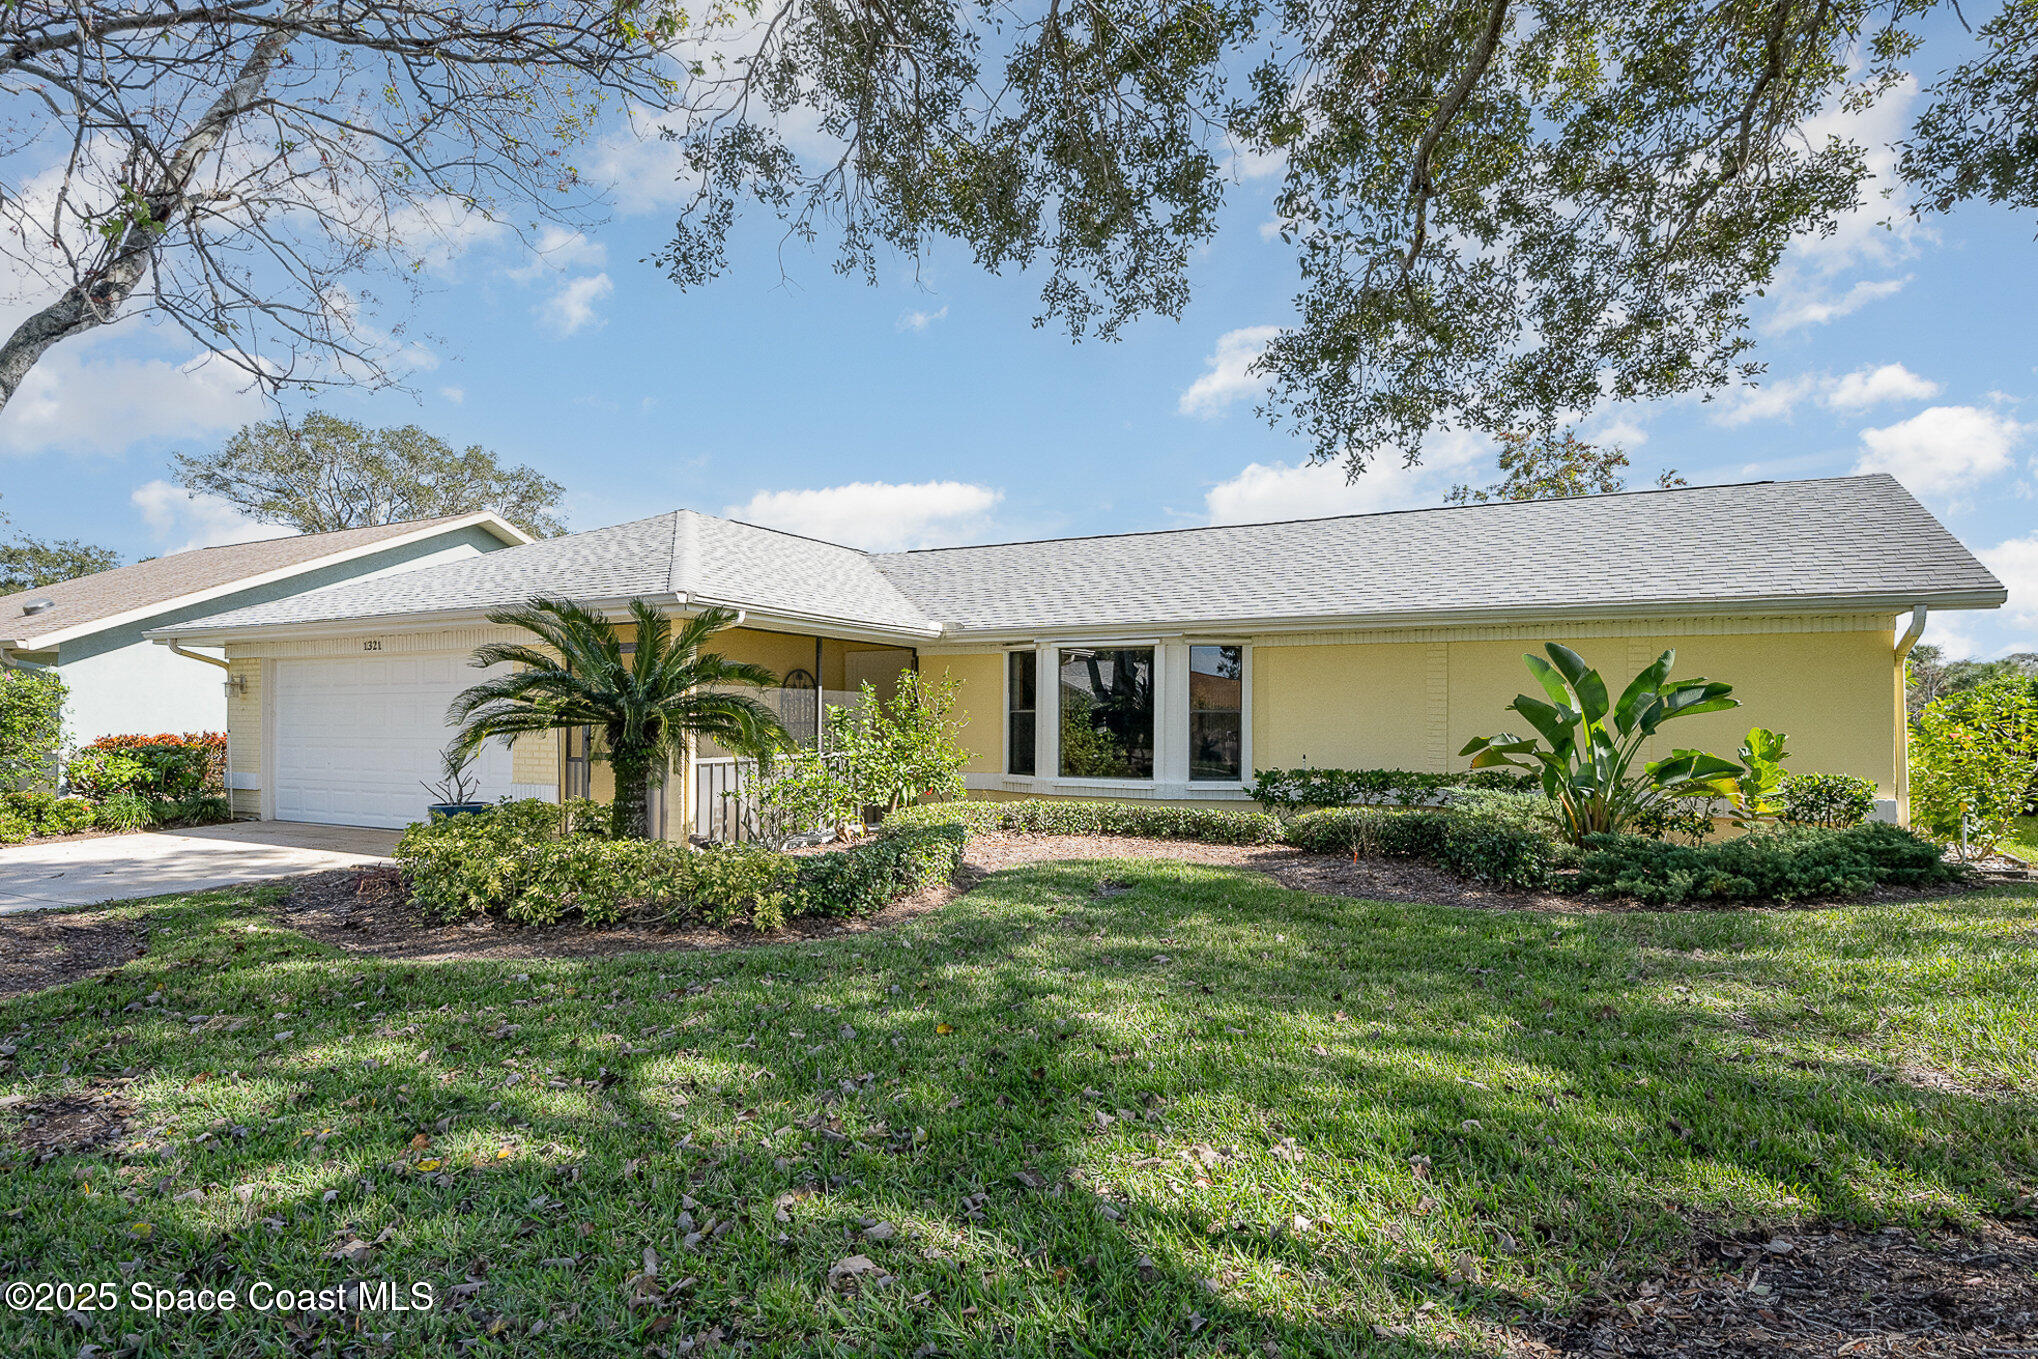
[1,513,517,648]
[876,474,2004,632]
[162,474,2003,640]
[169,510,939,636]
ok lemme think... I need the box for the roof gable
[1,513,528,649]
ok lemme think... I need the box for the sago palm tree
[448,598,791,839]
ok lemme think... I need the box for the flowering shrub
[74,732,225,798]
[1908,681,2038,855]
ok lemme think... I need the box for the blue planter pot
[428,802,490,820]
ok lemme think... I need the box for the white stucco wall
[60,640,233,743]
[48,528,504,749]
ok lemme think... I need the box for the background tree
[1444,430,1684,505]
[0,494,120,593]
[1906,644,2038,719]
[0,2,681,413]
[449,599,792,839]
[653,0,2030,473]
[172,413,568,537]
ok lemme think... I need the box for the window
[1058,647,1155,778]
[1188,645,1244,781]
[1006,650,1036,776]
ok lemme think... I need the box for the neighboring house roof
[158,474,2005,643]
[1,512,530,651]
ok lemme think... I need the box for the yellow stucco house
[150,474,2005,837]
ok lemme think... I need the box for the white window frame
[983,638,1252,801]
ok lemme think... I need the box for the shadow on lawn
[3,867,2034,1358]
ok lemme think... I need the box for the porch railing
[693,751,853,845]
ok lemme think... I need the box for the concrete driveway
[0,821,398,915]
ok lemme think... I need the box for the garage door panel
[273,654,518,829]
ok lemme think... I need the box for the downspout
[166,639,237,817]
[1892,606,1929,825]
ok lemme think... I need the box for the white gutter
[1894,604,1929,660]
[164,639,238,814]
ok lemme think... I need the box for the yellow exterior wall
[938,621,1901,797]
[511,732,558,786]
[927,652,1005,775]
[1253,641,1437,772]
[226,658,262,817]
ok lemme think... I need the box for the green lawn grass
[2,864,2034,1357]
[2006,815,2038,864]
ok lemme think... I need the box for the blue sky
[1,61,2033,660]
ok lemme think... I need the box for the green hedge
[885,798,1284,844]
[0,790,97,840]
[396,800,966,928]
[1284,789,1564,890]
[1248,766,1524,812]
[1570,823,1966,905]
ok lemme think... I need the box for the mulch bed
[0,910,144,1000]
[265,831,2001,967]
[1518,1219,2038,1356]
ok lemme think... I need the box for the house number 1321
[362,640,383,651]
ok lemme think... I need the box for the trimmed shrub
[1281,794,1560,890]
[1569,823,1965,905]
[0,809,29,844]
[2,790,98,837]
[1248,766,1523,812]
[793,823,969,919]
[1778,773,1878,829]
[397,799,965,929]
[885,798,1282,845]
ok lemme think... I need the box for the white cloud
[727,480,1004,551]
[1764,275,1910,334]
[131,479,276,554]
[1854,405,2029,495]
[507,226,608,283]
[1825,362,1940,412]
[0,345,263,456]
[1178,325,1283,418]
[1979,534,2038,631]
[896,305,948,333]
[1204,435,1488,524]
[1711,373,1824,427]
[538,273,614,336]
[1585,417,1649,448]
[439,385,465,404]
[1709,362,1943,426]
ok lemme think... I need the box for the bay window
[1188,645,1244,781]
[1057,647,1155,778]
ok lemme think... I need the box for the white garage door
[272,653,516,829]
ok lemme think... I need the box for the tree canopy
[654,0,2031,473]
[0,1,682,413]
[1444,430,1684,505]
[0,494,121,594]
[172,412,568,538]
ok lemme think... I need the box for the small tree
[1909,680,2038,857]
[1460,644,1743,844]
[449,599,792,839]
[1444,430,1684,505]
[831,672,970,817]
[0,668,67,791]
